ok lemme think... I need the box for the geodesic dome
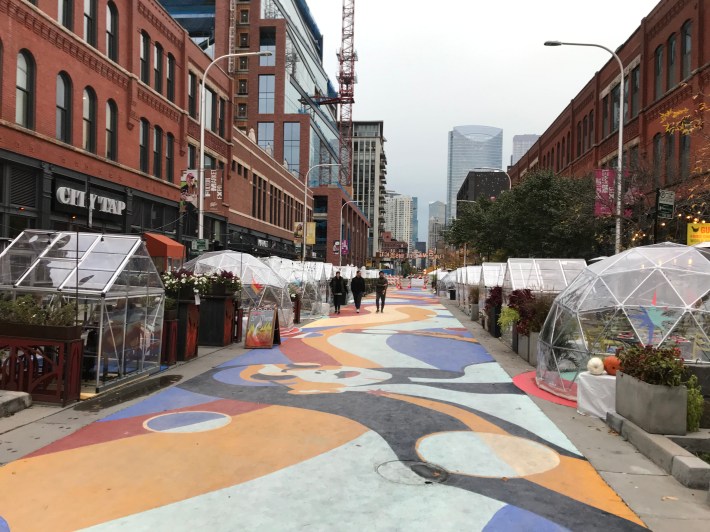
[183,251,293,328]
[262,257,323,314]
[537,243,710,400]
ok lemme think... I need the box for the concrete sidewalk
[441,297,710,532]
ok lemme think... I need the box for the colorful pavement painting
[0,290,645,531]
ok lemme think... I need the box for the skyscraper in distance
[511,134,540,165]
[447,125,503,223]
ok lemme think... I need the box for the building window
[665,132,675,183]
[219,98,225,137]
[140,31,150,83]
[237,103,247,118]
[582,116,588,152]
[252,174,257,218]
[82,87,97,153]
[240,9,249,23]
[611,84,620,133]
[588,111,594,147]
[204,88,217,131]
[680,134,690,179]
[630,66,640,117]
[239,56,248,71]
[575,122,581,158]
[283,122,300,173]
[84,0,97,47]
[166,54,175,102]
[59,0,73,30]
[153,126,163,178]
[106,2,118,61]
[601,95,609,137]
[188,144,196,169]
[139,118,150,172]
[258,75,275,113]
[166,133,174,183]
[238,79,248,95]
[681,21,692,80]
[239,33,249,48]
[56,72,72,143]
[623,75,629,124]
[105,99,118,161]
[257,122,274,153]
[561,137,566,167]
[667,33,677,90]
[188,72,197,118]
[260,28,276,66]
[15,50,35,129]
[154,43,163,94]
[652,133,662,188]
[654,45,663,100]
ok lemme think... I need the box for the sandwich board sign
[244,306,281,349]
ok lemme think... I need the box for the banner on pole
[180,170,198,211]
[594,169,615,216]
[306,222,316,245]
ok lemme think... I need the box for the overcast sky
[305,0,660,239]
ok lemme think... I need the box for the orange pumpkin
[604,355,621,376]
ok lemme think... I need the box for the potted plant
[484,286,503,337]
[616,344,704,435]
[498,305,520,350]
[516,292,554,366]
[468,286,480,321]
[163,296,178,320]
[205,271,242,297]
[0,295,81,341]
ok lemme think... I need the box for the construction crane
[337,0,356,188]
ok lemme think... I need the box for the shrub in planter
[0,295,77,326]
[617,344,704,434]
[484,286,503,337]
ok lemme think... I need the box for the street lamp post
[544,40,624,255]
[339,200,358,267]
[301,163,340,264]
[198,51,271,240]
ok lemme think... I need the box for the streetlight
[301,163,340,264]
[339,200,358,267]
[198,51,272,240]
[544,40,624,255]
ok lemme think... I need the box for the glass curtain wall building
[446,125,503,223]
[352,121,387,258]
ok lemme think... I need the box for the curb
[0,391,32,417]
[607,410,710,491]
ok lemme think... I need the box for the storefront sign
[687,223,710,246]
[55,186,126,216]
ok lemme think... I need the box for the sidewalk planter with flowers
[507,290,554,365]
[616,345,704,435]
[162,270,200,360]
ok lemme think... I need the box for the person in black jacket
[350,270,366,313]
[375,271,388,312]
[329,271,348,314]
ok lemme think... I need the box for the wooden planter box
[176,302,200,361]
[0,323,83,342]
[616,371,687,435]
[198,297,235,347]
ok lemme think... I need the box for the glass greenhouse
[537,243,710,400]
[502,258,587,298]
[183,251,294,328]
[477,262,506,309]
[0,230,165,391]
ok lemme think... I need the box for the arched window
[140,31,150,83]
[652,133,662,188]
[84,0,97,47]
[667,33,677,90]
[139,118,150,172]
[105,99,118,161]
[56,72,72,143]
[58,0,73,30]
[166,133,175,183]
[106,2,118,62]
[82,87,97,153]
[654,45,664,100]
[153,126,163,178]
[681,21,692,80]
[153,43,163,93]
[15,50,35,129]
[166,53,175,102]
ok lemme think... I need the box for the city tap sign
[53,180,127,221]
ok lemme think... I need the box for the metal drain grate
[376,460,449,485]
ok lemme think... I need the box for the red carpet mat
[513,371,577,408]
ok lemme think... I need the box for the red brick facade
[0,0,317,259]
[508,0,709,205]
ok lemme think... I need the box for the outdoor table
[577,371,616,420]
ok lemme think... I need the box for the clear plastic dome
[537,243,710,400]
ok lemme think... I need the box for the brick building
[508,0,709,241]
[0,0,348,262]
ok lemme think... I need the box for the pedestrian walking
[330,271,348,314]
[350,269,366,313]
[375,271,388,312]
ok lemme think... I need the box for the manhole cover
[376,460,449,485]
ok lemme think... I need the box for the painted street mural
[0,291,645,531]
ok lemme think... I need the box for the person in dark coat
[375,271,388,312]
[329,271,348,314]
[350,270,366,313]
